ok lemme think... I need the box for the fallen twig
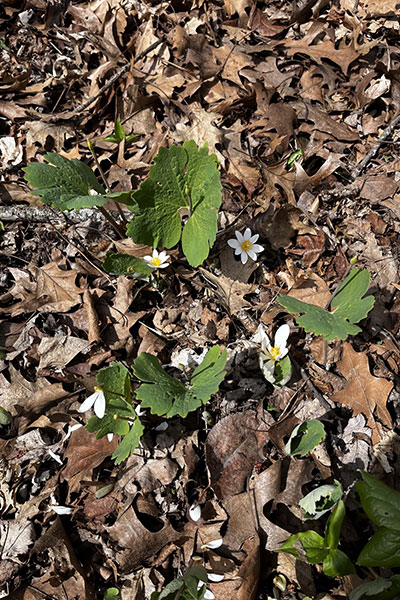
[352,112,400,178]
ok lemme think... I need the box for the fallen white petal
[50,505,73,515]
[48,449,63,465]
[189,503,202,522]
[202,538,223,549]
[155,421,168,431]
[208,573,224,582]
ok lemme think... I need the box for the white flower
[143,249,170,269]
[227,227,264,265]
[258,324,290,382]
[78,386,106,418]
[88,188,100,196]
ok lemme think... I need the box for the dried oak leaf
[0,262,82,316]
[199,268,257,314]
[331,343,393,443]
[61,426,118,494]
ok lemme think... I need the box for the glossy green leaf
[133,346,227,418]
[277,268,375,341]
[279,530,327,562]
[357,528,400,567]
[104,588,121,600]
[355,471,400,530]
[285,419,326,457]
[127,141,222,267]
[323,548,355,577]
[103,252,153,279]
[272,355,292,387]
[325,500,345,549]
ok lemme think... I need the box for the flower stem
[87,140,127,237]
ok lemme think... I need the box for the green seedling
[103,588,121,600]
[133,346,227,418]
[285,420,326,457]
[102,115,137,145]
[83,348,226,464]
[286,148,304,169]
[279,500,355,578]
[151,565,208,600]
[277,268,375,341]
[126,141,222,267]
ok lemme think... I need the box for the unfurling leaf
[277,268,375,341]
[300,480,343,519]
[285,419,326,457]
[133,346,227,418]
[127,141,222,267]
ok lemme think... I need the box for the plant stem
[97,206,126,238]
[88,141,128,235]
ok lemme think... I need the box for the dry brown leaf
[286,271,331,307]
[38,336,89,371]
[205,410,273,499]
[199,268,257,314]
[285,37,359,75]
[224,0,251,25]
[331,343,393,443]
[23,121,74,160]
[175,103,224,162]
[61,426,118,493]
[0,518,34,560]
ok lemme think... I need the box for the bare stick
[67,39,165,116]
[353,112,400,178]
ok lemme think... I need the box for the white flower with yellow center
[143,249,170,269]
[258,324,290,383]
[78,386,106,419]
[228,227,264,264]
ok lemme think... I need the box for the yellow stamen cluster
[241,240,252,252]
[94,385,102,392]
[270,346,281,361]
[151,257,162,266]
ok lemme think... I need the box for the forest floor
[1,0,400,599]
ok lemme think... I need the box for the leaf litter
[1,0,400,598]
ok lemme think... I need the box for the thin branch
[352,112,400,178]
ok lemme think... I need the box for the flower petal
[251,244,264,254]
[158,251,168,261]
[234,247,242,255]
[240,251,248,264]
[189,503,202,522]
[235,230,244,243]
[247,249,258,261]
[243,227,252,240]
[152,249,159,258]
[208,573,224,582]
[278,348,288,360]
[274,324,290,350]
[249,233,259,243]
[204,538,223,549]
[204,591,215,599]
[228,239,240,249]
[257,324,271,351]
[107,433,114,442]
[158,263,169,268]
[143,255,153,262]
[94,391,106,418]
[78,392,96,413]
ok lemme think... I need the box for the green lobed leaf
[127,141,222,267]
[300,480,342,520]
[285,420,326,457]
[23,153,109,210]
[277,268,375,341]
[133,346,227,418]
[355,471,400,530]
[112,418,145,465]
[103,252,153,279]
